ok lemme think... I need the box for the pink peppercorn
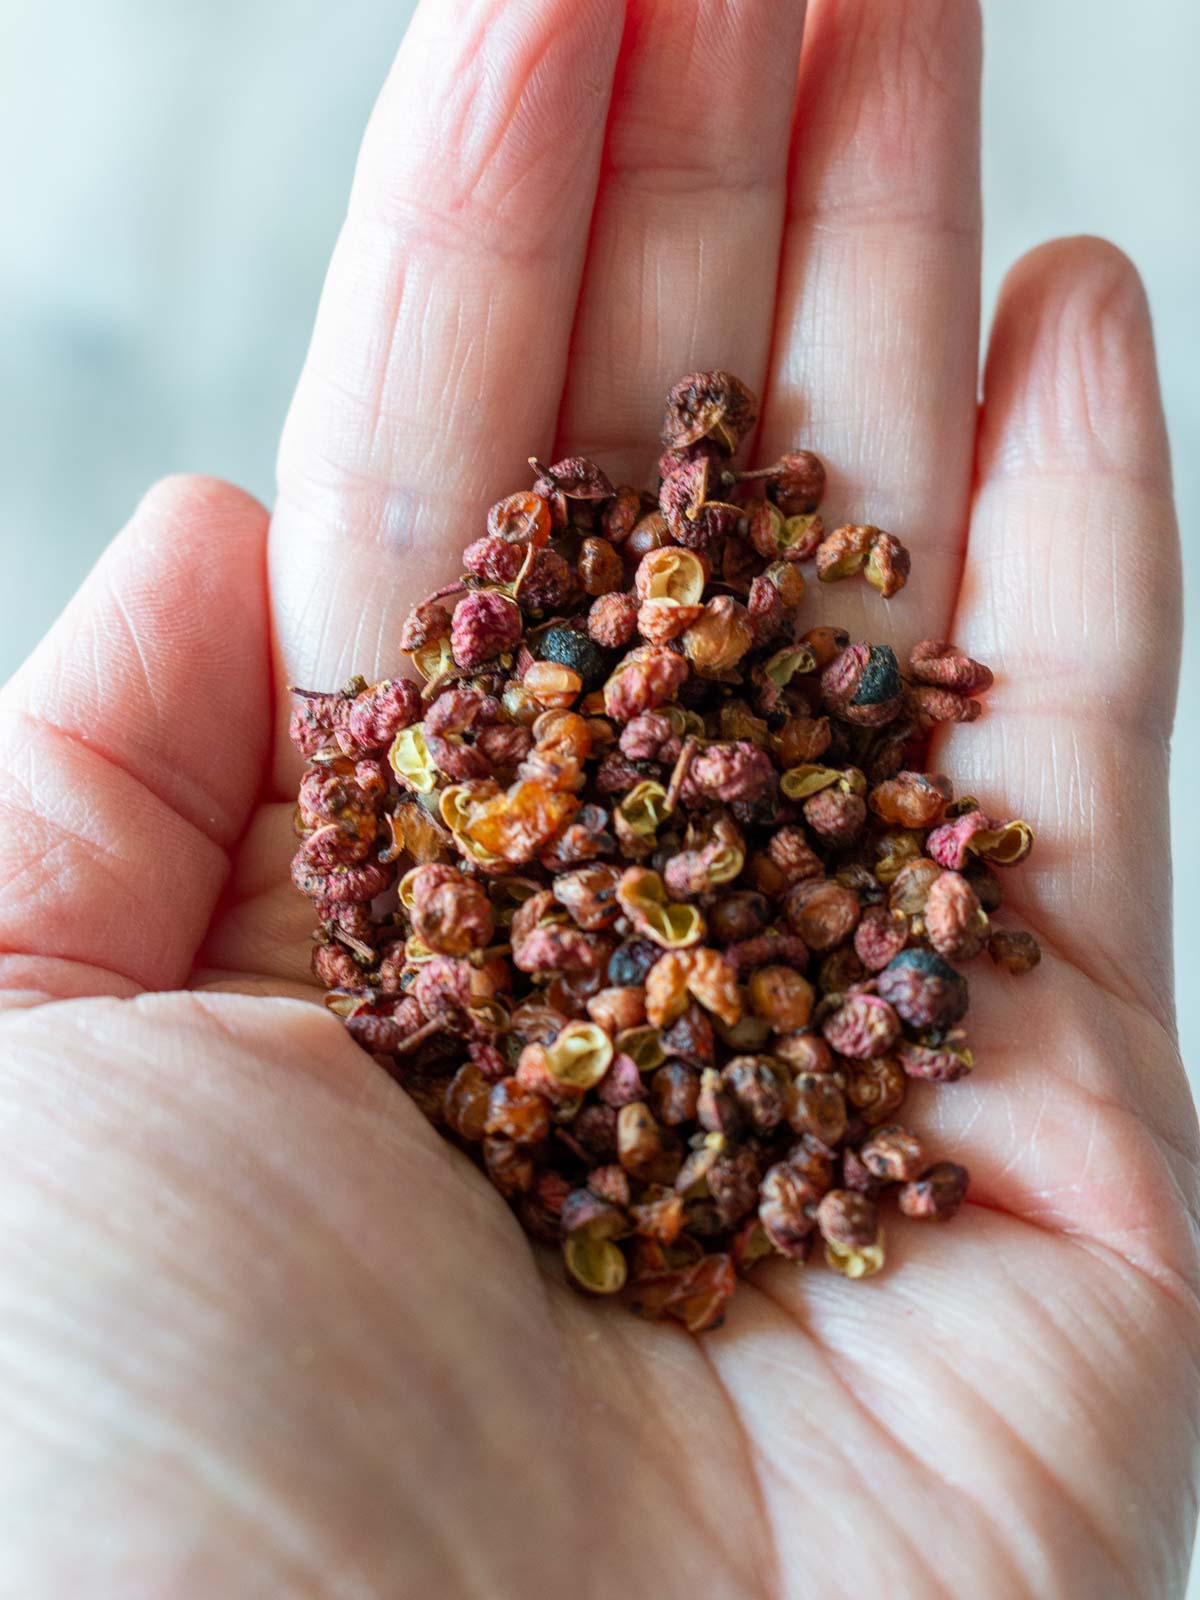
[451,591,523,669]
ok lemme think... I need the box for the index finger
[270,0,624,780]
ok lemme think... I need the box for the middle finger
[759,0,983,646]
[554,0,810,482]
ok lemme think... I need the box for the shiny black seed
[884,947,961,983]
[607,938,661,988]
[851,644,902,706]
[537,626,610,691]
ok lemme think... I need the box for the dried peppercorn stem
[289,683,345,700]
[663,735,701,814]
[392,1016,446,1055]
[510,536,538,601]
[287,369,1039,1334]
[421,668,468,703]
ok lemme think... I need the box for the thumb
[0,475,270,999]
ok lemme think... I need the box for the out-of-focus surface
[0,0,1197,1582]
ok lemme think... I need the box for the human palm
[2,3,1197,1595]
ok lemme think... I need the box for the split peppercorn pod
[289,371,1039,1333]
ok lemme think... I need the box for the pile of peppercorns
[290,372,1040,1333]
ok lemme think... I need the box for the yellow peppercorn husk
[617,780,671,844]
[453,831,508,869]
[502,678,541,726]
[469,998,511,1034]
[615,1026,666,1073]
[781,764,843,800]
[324,990,371,1019]
[718,704,771,747]
[440,782,493,833]
[706,839,744,887]
[760,644,817,690]
[563,1230,628,1295]
[661,704,707,740]
[874,830,925,884]
[971,819,1034,866]
[617,869,705,949]
[389,724,439,794]
[681,598,754,676]
[523,661,583,709]
[780,513,821,556]
[411,635,456,681]
[639,547,706,605]
[546,1022,614,1088]
[382,802,449,864]
[466,781,579,862]
[824,1231,886,1279]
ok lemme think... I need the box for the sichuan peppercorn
[291,369,1037,1333]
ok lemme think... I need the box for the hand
[2,3,1196,1595]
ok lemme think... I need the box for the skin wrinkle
[694,1331,780,1600]
[787,6,981,231]
[0,1340,337,1596]
[540,1283,757,1600]
[973,1189,1200,1353]
[764,1228,1174,1598]
[0,956,144,1002]
[280,361,504,510]
[783,202,982,238]
[740,1281,969,1600]
[52,622,245,847]
[0,705,235,868]
[271,9,624,751]
[959,1219,1200,1600]
[2,999,577,1596]
[0,717,225,972]
[761,3,981,652]
[1,1128,344,1591]
[782,1330,1048,1598]
[934,1009,1200,1270]
[189,973,320,1003]
[107,579,160,725]
[895,1292,1146,1599]
[357,2,615,255]
[1006,1093,1200,1312]
[971,817,1177,1020]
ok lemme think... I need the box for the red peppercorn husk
[290,372,1038,1331]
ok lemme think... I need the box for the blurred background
[0,0,1197,1579]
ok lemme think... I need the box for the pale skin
[0,1,1196,1594]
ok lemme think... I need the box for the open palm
[2,2,1197,1595]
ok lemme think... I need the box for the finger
[554,0,809,481]
[941,237,1180,1018]
[195,804,318,992]
[758,0,982,642]
[0,477,270,997]
[270,0,624,722]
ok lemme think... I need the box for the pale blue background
[0,0,1197,1585]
